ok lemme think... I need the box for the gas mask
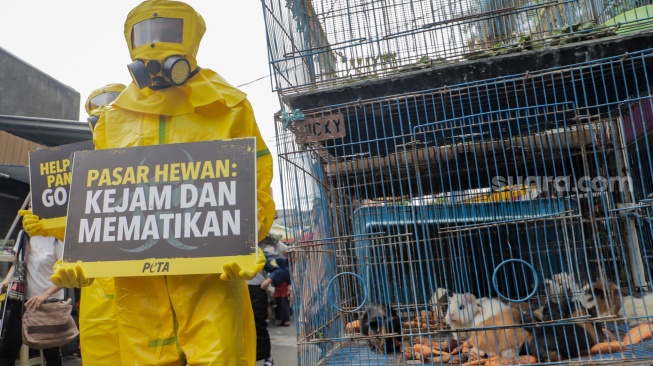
[128,56,194,90]
[126,16,197,90]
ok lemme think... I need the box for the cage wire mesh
[275,47,653,365]
[261,0,653,93]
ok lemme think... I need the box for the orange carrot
[460,360,485,366]
[590,341,623,354]
[495,355,537,365]
[345,320,360,332]
[432,354,451,363]
[622,323,653,345]
[414,344,432,357]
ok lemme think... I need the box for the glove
[18,210,66,241]
[18,210,44,237]
[220,247,266,281]
[50,259,94,288]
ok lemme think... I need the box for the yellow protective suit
[86,1,275,365]
[80,83,125,366]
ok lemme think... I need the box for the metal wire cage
[276,47,653,365]
[261,0,653,93]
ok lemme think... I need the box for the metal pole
[611,118,647,287]
[2,191,31,247]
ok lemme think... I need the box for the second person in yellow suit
[81,83,125,366]
[51,1,275,365]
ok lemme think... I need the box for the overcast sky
[0,1,285,208]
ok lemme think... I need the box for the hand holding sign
[18,210,66,241]
[220,247,266,281]
[62,138,259,278]
[51,259,94,288]
[18,210,43,237]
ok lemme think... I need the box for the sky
[0,1,285,208]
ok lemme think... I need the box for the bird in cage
[359,304,402,354]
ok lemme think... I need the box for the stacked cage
[274,49,653,364]
[262,0,653,93]
[263,1,653,365]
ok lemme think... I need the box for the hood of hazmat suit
[84,1,274,364]
[85,83,126,133]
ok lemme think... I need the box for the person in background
[248,238,281,366]
[0,208,64,366]
[49,1,276,364]
[80,83,126,365]
[266,256,291,326]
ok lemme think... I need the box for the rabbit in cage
[544,272,582,298]
[360,304,402,354]
[522,300,601,362]
[467,298,531,358]
[444,293,480,340]
[581,280,653,326]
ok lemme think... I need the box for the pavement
[60,317,298,366]
[258,317,299,366]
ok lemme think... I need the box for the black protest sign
[29,140,95,218]
[63,138,257,277]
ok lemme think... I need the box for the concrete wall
[0,47,79,120]
[0,46,79,243]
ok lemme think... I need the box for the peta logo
[142,261,170,273]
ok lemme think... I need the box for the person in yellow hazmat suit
[47,1,276,365]
[81,83,126,365]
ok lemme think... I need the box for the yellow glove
[50,259,94,288]
[18,210,66,241]
[18,210,44,237]
[220,247,266,281]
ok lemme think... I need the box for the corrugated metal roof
[0,114,91,147]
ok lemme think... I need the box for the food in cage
[589,341,623,354]
[431,337,459,353]
[453,341,470,354]
[445,293,480,340]
[621,322,653,345]
[467,306,529,358]
[413,343,432,357]
[431,353,451,363]
[522,301,598,362]
[360,304,402,354]
[345,319,360,332]
[460,359,485,366]
[494,355,537,365]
